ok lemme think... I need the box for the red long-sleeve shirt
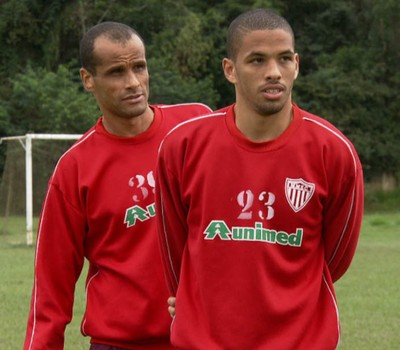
[156,103,364,350]
[23,103,212,350]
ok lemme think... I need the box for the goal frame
[0,133,82,245]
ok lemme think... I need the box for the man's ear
[80,68,94,92]
[222,58,237,84]
[294,53,300,80]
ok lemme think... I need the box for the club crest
[285,178,315,212]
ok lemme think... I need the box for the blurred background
[0,1,399,349]
[0,0,399,192]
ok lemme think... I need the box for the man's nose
[264,60,282,80]
[126,70,140,88]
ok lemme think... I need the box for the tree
[0,0,398,183]
[4,64,99,134]
[292,0,400,182]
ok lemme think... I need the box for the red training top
[156,103,364,350]
[24,103,212,350]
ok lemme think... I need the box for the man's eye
[281,56,292,62]
[110,68,124,75]
[134,64,146,71]
[250,58,264,64]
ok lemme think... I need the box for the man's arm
[24,182,85,349]
[155,137,188,296]
[323,146,364,283]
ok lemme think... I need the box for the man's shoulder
[55,124,97,165]
[169,107,226,133]
[296,105,348,139]
[160,108,226,150]
[154,102,213,118]
[295,105,360,161]
[153,103,217,133]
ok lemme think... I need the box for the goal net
[0,134,81,245]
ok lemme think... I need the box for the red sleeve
[155,138,188,296]
[323,144,364,283]
[24,179,85,349]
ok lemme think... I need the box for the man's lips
[122,93,144,103]
[260,85,284,99]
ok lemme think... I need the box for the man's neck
[102,107,154,137]
[234,102,293,143]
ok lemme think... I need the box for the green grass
[1,212,399,349]
[336,212,400,349]
[0,217,88,349]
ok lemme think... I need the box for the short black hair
[79,21,144,75]
[227,9,295,60]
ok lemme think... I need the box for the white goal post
[0,133,82,245]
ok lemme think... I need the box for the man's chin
[257,103,284,116]
[122,105,149,119]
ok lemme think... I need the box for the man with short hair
[156,9,363,349]
[23,21,211,350]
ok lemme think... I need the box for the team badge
[285,178,315,212]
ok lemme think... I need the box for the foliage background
[0,0,399,183]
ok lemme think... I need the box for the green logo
[124,203,156,227]
[204,221,303,247]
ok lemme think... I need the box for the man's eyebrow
[248,51,265,57]
[279,50,296,56]
[243,51,267,60]
[246,49,295,58]
[105,64,125,72]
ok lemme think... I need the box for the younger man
[156,9,363,350]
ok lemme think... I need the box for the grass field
[0,212,399,349]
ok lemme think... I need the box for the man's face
[223,29,299,117]
[80,34,150,120]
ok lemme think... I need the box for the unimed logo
[204,220,303,247]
